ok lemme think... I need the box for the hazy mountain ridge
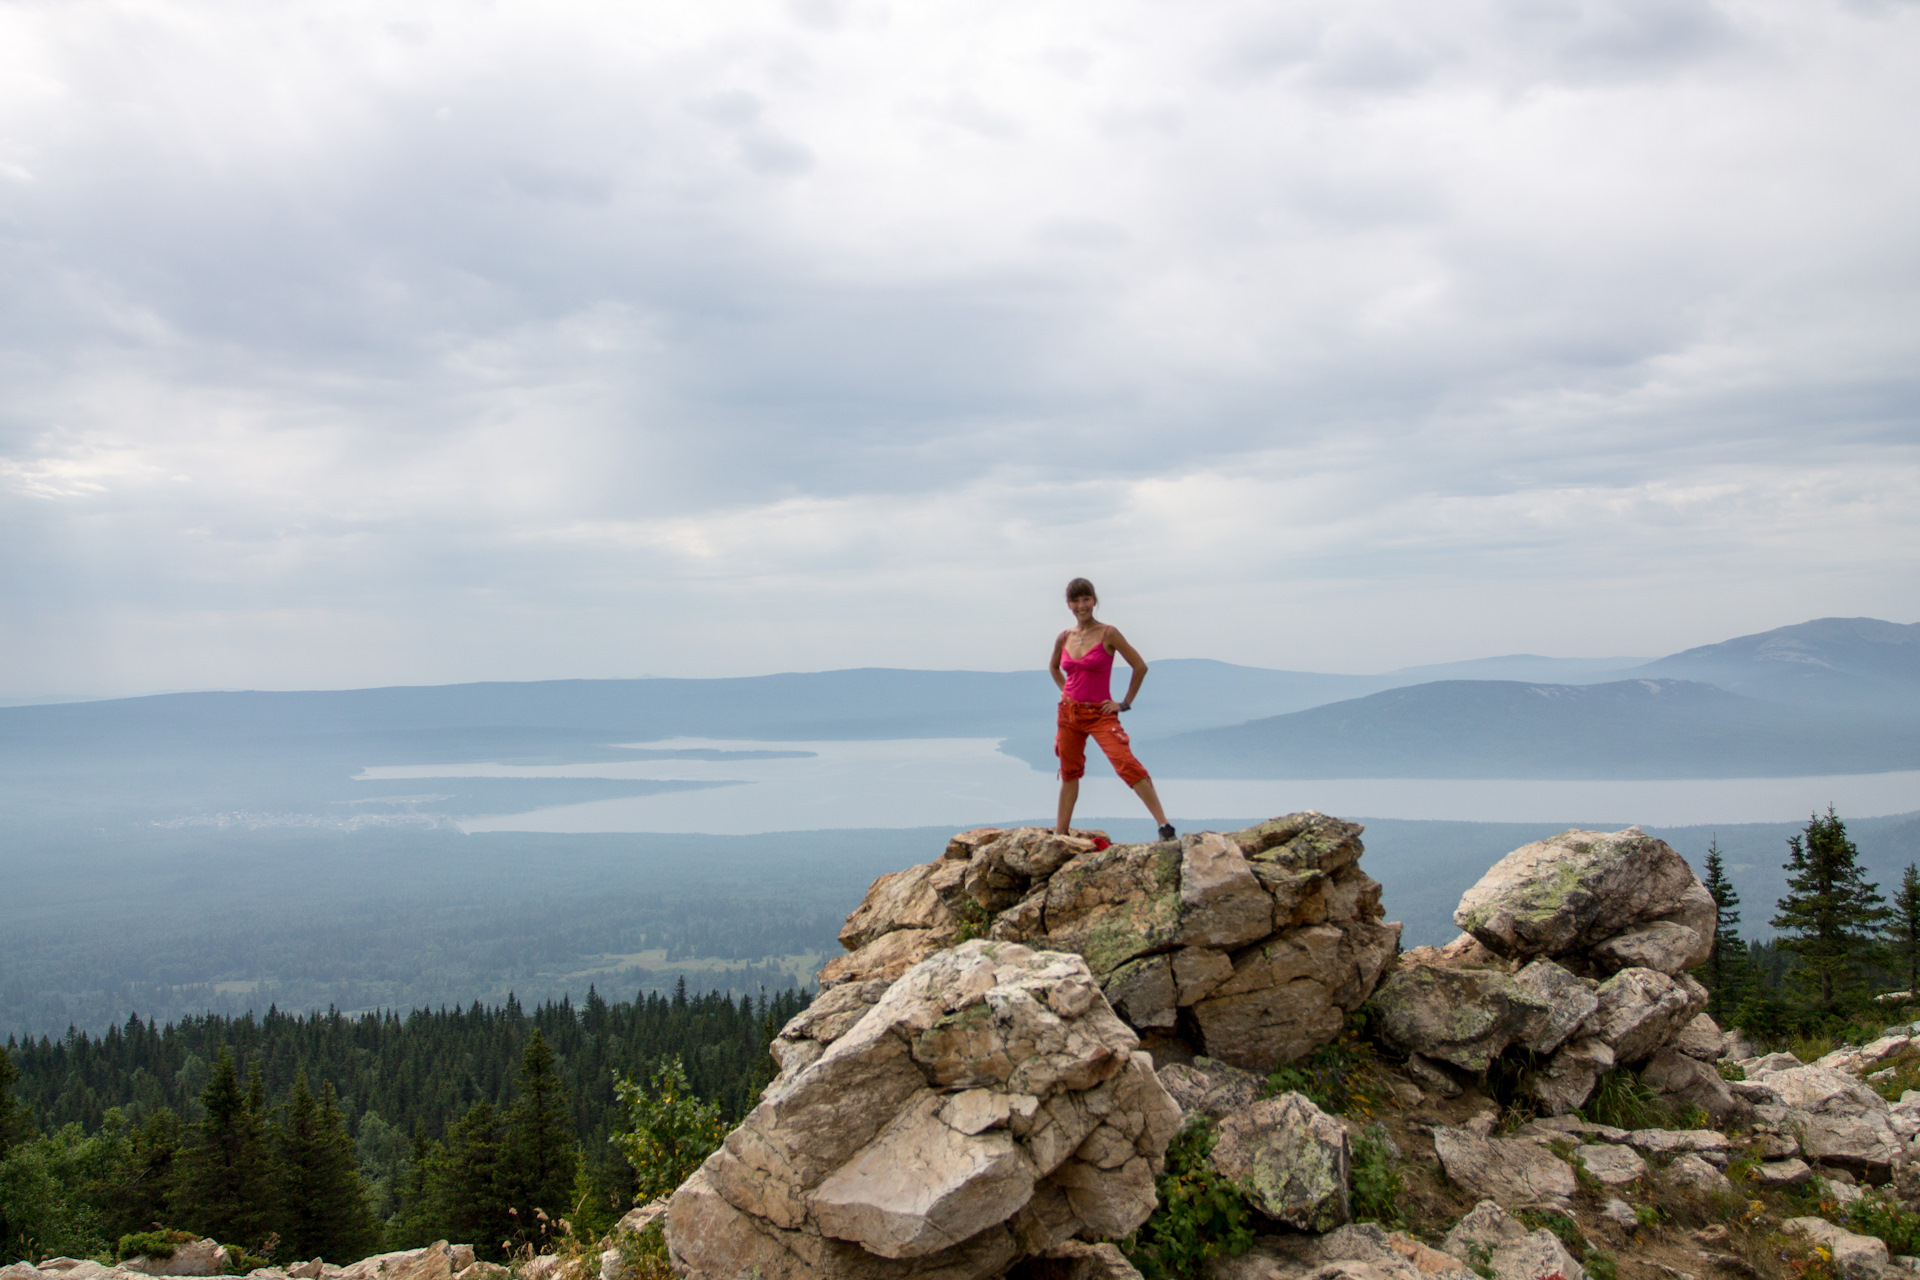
[1143,675,1920,780]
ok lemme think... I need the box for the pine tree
[276,1072,379,1263]
[505,1031,577,1240]
[1698,837,1750,1018]
[1771,806,1891,1015]
[1892,864,1920,996]
[171,1048,277,1249]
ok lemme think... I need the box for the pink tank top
[1061,634,1116,703]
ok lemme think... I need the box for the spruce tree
[1698,838,1750,1018]
[435,1101,513,1259]
[276,1072,379,1263]
[112,1108,184,1241]
[1892,864,1920,996]
[0,1046,26,1158]
[171,1048,277,1250]
[1771,806,1891,1016]
[506,1031,577,1239]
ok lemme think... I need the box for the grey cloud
[0,0,1915,693]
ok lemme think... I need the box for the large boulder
[1432,1129,1577,1207]
[1442,1202,1588,1280]
[1765,1066,1905,1172]
[821,814,1402,1073]
[667,941,1182,1280]
[1367,966,1554,1073]
[1587,968,1708,1065]
[1639,1047,1751,1125]
[1209,1093,1351,1232]
[1453,827,1713,970]
[1785,1219,1890,1280]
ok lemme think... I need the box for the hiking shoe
[1157,824,1177,842]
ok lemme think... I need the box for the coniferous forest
[0,983,804,1266]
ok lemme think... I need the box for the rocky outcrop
[1370,826,1717,1115]
[666,940,1181,1280]
[1453,827,1714,973]
[821,814,1402,1072]
[3,1246,492,1280]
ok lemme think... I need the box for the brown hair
[1065,577,1097,601]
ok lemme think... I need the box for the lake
[355,737,1920,835]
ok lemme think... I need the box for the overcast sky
[2,0,1916,696]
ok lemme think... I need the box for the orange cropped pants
[1056,698,1151,787]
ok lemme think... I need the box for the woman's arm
[1107,627,1148,711]
[1049,631,1069,691]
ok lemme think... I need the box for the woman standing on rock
[1050,577,1176,842]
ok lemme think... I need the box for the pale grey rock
[1512,960,1599,1054]
[1576,1143,1647,1187]
[1210,1093,1350,1232]
[1723,1029,1764,1060]
[1171,948,1236,1006]
[1367,964,1553,1072]
[1755,1159,1813,1187]
[1816,1036,1913,1077]
[1512,1115,1628,1144]
[1766,1065,1904,1171]
[1523,1036,1613,1115]
[1640,1047,1750,1125]
[1153,1057,1264,1121]
[1105,955,1178,1031]
[615,1200,667,1236]
[1784,1218,1891,1280]
[1443,1202,1586,1280]
[1485,1233,1588,1280]
[1404,1054,1463,1099]
[1589,969,1708,1065]
[1265,1222,1479,1280]
[1826,1179,1868,1208]
[1626,1129,1731,1158]
[668,941,1180,1280]
[1177,833,1274,951]
[1666,1153,1734,1197]
[1432,1128,1577,1207]
[1453,827,1713,962]
[1746,1052,1806,1077]
[1599,1199,1641,1231]
[1673,1014,1727,1061]
[1590,920,1711,976]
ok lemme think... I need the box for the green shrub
[611,1221,673,1280]
[610,1058,729,1204]
[1848,1196,1920,1257]
[1120,1117,1253,1280]
[1580,1070,1675,1132]
[1265,1032,1378,1118]
[1349,1128,1405,1230]
[116,1230,194,1261]
[1586,1253,1619,1280]
[1515,1207,1588,1261]
[1718,1060,1747,1082]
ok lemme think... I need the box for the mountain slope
[1146,677,1920,779]
[1630,616,1920,708]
